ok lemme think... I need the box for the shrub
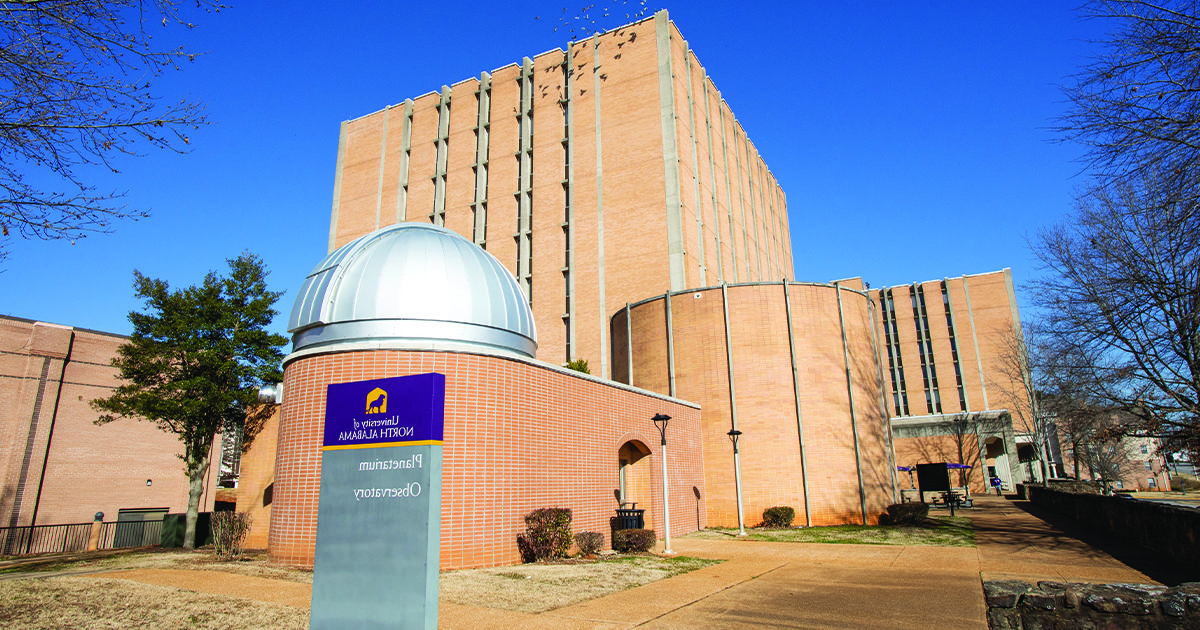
[762,506,796,528]
[883,502,928,526]
[210,511,252,559]
[564,358,591,374]
[575,531,604,556]
[521,507,573,561]
[612,529,657,552]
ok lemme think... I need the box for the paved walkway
[23,495,1198,629]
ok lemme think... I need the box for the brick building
[880,271,1031,494]
[3,11,1045,569]
[327,10,791,378]
[253,10,1034,570]
[0,316,217,546]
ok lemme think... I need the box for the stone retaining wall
[1025,485,1200,568]
[984,580,1200,629]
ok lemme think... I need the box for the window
[1141,444,1149,454]
[1145,461,1153,471]
[1148,477,1157,488]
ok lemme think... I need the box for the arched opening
[618,441,653,530]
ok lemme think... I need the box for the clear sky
[2,1,1109,339]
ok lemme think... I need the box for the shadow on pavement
[1006,497,1198,586]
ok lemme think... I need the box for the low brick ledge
[984,580,1200,629]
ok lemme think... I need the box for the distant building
[0,315,218,548]
[1050,421,1173,492]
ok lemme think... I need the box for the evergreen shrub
[762,506,796,527]
[612,529,657,552]
[883,502,929,526]
[520,507,573,561]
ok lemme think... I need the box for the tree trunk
[1080,436,1089,477]
[185,451,211,550]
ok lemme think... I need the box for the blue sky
[3,1,1109,338]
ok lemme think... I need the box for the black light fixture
[146,479,152,486]
[652,413,670,446]
[727,428,747,536]
[651,412,674,554]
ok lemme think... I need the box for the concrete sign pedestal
[310,373,445,629]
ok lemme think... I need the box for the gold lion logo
[365,387,387,414]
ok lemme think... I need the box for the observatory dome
[287,223,537,357]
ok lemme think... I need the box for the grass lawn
[686,515,975,547]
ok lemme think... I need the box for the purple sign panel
[323,373,445,448]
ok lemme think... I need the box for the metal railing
[0,522,93,557]
[98,520,163,549]
[0,519,164,558]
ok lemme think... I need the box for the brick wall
[265,348,703,570]
[613,282,897,528]
[325,11,790,379]
[0,316,216,530]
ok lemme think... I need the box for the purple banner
[323,373,445,448]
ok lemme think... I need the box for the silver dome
[288,223,537,357]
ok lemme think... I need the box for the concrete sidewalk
[60,494,1195,629]
[966,494,1194,586]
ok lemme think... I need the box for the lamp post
[652,413,673,555]
[727,429,747,536]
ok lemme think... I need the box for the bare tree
[0,1,221,261]
[1060,1,1200,200]
[990,324,1055,481]
[1030,173,1200,451]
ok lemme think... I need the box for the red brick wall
[0,317,217,530]
[266,348,703,570]
[880,270,1021,419]
[326,12,790,379]
[614,283,897,528]
[237,406,278,549]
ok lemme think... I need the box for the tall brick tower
[326,10,791,378]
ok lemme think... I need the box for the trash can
[615,505,645,530]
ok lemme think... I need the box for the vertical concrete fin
[396,99,415,223]
[433,85,452,226]
[625,303,634,384]
[835,282,869,525]
[721,283,739,433]
[684,50,706,284]
[592,34,609,379]
[867,296,900,502]
[473,72,492,247]
[562,60,576,362]
[783,282,813,526]
[655,10,685,291]
[516,59,534,300]
[375,107,389,229]
[328,120,348,253]
[717,101,739,283]
[665,291,676,398]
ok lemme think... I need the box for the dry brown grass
[440,555,720,613]
[0,549,719,625]
[0,576,308,630]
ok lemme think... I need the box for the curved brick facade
[267,349,702,569]
[611,281,897,527]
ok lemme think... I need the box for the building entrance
[618,441,652,530]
